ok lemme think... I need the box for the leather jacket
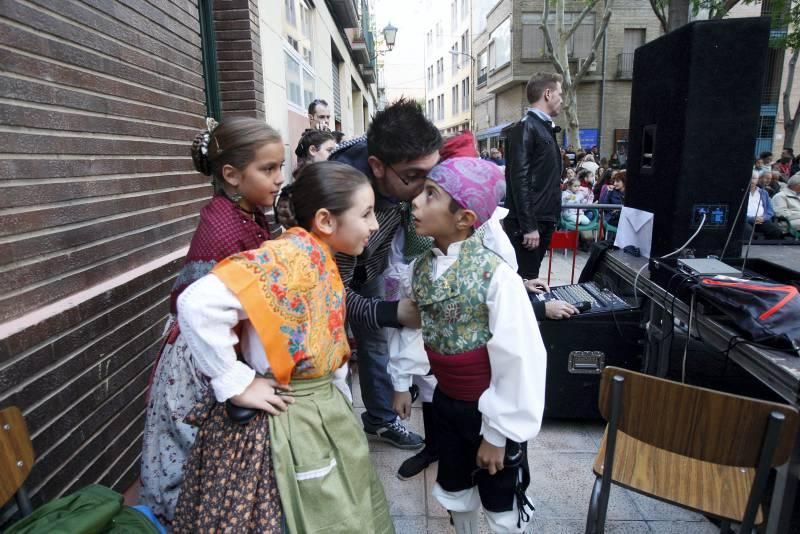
[504,111,563,233]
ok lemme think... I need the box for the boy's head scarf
[427,156,505,228]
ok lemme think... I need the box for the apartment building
[471,0,661,157]
[424,0,473,135]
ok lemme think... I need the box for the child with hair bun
[140,117,285,524]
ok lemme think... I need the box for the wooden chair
[0,406,35,516]
[585,367,799,534]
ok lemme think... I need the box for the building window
[461,0,468,20]
[437,58,444,86]
[462,77,470,111]
[436,22,443,48]
[489,17,511,70]
[521,12,596,59]
[427,65,434,91]
[477,50,488,85]
[451,2,458,32]
[460,30,470,68]
[427,30,433,51]
[452,85,459,115]
[428,98,435,119]
[451,43,459,75]
[285,52,302,106]
[285,0,296,26]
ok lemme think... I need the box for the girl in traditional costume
[172,161,394,533]
[139,117,284,523]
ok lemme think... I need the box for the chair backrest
[549,230,579,250]
[0,406,34,507]
[599,367,799,467]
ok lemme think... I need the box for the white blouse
[177,274,351,403]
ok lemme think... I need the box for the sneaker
[364,418,424,450]
[397,447,438,480]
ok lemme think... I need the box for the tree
[648,0,800,149]
[540,0,615,148]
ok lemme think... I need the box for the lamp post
[449,49,475,132]
[370,23,398,61]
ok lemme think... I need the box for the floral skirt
[172,398,285,533]
[139,324,209,523]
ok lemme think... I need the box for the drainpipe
[598,1,608,155]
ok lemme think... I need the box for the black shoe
[397,447,438,480]
[364,417,424,450]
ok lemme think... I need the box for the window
[428,98,435,119]
[436,58,444,86]
[285,52,302,106]
[427,65,434,90]
[461,0,468,20]
[300,2,313,64]
[451,2,457,32]
[285,0,296,26]
[451,43,459,75]
[452,85,459,115]
[436,22,442,47]
[462,77,470,111]
[623,28,646,54]
[521,12,596,59]
[477,50,488,85]
[460,30,470,67]
[427,30,433,51]
[489,17,511,70]
[303,70,315,109]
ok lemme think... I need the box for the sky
[372,0,428,103]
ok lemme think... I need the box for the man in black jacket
[503,72,564,279]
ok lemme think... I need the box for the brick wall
[214,0,265,118]
[0,0,214,521]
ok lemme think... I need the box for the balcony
[617,52,634,79]
[329,0,359,28]
[345,28,370,65]
[360,63,376,84]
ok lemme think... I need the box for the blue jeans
[350,275,397,427]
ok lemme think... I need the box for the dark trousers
[503,219,556,279]
[744,220,784,240]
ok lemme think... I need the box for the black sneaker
[397,447,438,480]
[364,418,424,450]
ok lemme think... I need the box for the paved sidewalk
[354,248,717,533]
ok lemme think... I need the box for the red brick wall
[0,0,216,520]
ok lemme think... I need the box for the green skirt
[269,374,394,534]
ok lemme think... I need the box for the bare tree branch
[575,1,615,82]
[541,0,568,76]
[565,0,601,41]
[649,0,669,33]
[783,47,800,148]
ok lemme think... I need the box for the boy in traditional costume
[392,157,546,533]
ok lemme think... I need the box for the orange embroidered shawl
[211,227,350,385]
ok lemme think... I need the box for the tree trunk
[563,81,581,147]
[668,0,690,30]
[783,48,800,149]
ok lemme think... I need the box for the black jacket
[504,111,563,233]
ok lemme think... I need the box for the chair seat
[593,429,763,524]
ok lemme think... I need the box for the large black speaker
[624,17,770,259]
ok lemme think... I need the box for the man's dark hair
[308,98,328,115]
[759,151,773,160]
[367,97,442,165]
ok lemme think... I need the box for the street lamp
[383,23,398,51]
[449,49,476,132]
[370,23,398,62]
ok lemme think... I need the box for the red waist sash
[426,345,491,402]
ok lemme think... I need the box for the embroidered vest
[412,235,500,355]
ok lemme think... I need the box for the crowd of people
[747,149,800,239]
[133,69,799,534]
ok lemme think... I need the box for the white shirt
[747,189,765,219]
[528,107,553,123]
[177,275,351,402]
[387,239,547,447]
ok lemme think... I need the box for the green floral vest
[412,234,501,355]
